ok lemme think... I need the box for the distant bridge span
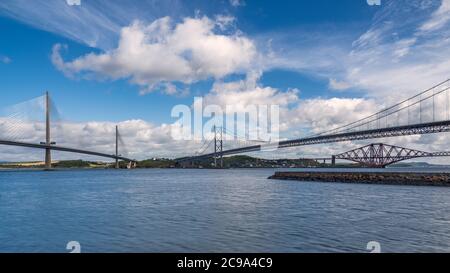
[0,139,134,163]
[178,120,450,162]
[180,79,450,164]
[332,143,450,168]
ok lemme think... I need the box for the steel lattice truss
[335,143,450,168]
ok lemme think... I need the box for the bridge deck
[179,120,450,162]
[0,140,134,162]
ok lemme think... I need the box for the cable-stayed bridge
[0,92,135,169]
[180,79,450,165]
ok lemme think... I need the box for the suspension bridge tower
[213,125,223,168]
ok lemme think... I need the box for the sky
[1,0,450,162]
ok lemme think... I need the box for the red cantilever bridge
[179,79,450,165]
[331,143,450,168]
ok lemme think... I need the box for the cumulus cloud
[52,16,257,94]
[203,72,299,137]
[0,118,202,161]
[289,98,378,135]
[204,72,298,111]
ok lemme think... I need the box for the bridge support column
[45,91,52,170]
[45,148,51,169]
[126,161,137,169]
[213,126,223,168]
[332,155,336,167]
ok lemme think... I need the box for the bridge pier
[45,148,51,169]
[126,161,137,169]
[332,155,336,167]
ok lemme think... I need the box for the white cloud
[52,16,257,94]
[203,72,299,135]
[392,38,417,58]
[66,0,81,6]
[0,0,197,49]
[328,78,352,91]
[0,118,202,161]
[254,26,354,81]
[260,0,450,103]
[215,14,236,30]
[289,98,378,135]
[419,0,450,32]
[161,82,189,97]
[344,1,450,97]
[0,0,120,49]
[204,72,298,111]
[0,55,11,64]
[229,0,245,7]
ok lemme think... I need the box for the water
[1,168,450,253]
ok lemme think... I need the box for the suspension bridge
[179,79,450,166]
[0,92,135,169]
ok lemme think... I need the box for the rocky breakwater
[268,172,450,187]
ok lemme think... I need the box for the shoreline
[268,172,450,187]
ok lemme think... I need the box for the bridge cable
[310,79,450,137]
[310,82,450,137]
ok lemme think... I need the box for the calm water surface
[1,168,450,253]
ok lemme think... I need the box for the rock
[268,172,450,187]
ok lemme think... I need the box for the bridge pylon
[40,91,56,170]
[213,125,223,168]
[45,91,51,169]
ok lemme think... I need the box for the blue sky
[0,0,378,123]
[1,0,450,161]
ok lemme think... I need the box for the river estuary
[1,168,450,253]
